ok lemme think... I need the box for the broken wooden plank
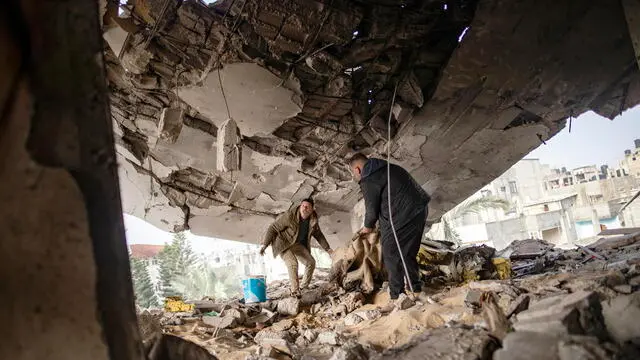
[597,227,640,236]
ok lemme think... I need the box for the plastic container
[242,275,267,303]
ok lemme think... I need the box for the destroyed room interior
[2,0,640,359]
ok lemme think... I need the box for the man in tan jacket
[259,198,333,296]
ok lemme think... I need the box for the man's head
[348,153,369,182]
[299,198,314,219]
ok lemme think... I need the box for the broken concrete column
[216,118,242,172]
[158,107,184,143]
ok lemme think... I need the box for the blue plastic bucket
[242,275,267,303]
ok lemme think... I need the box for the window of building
[543,204,549,212]
[500,186,506,192]
[509,181,518,194]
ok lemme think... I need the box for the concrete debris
[317,331,344,346]
[379,326,500,360]
[601,292,640,346]
[329,342,369,360]
[494,331,616,360]
[395,294,415,310]
[145,239,640,360]
[276,297,300,316]
[512,291,608,341]
[158,107,184,144]
[202,313,238,329]
[343,313,364,326]
[480,291,511,340]
[216,118,242,172]
[506,294,531,319]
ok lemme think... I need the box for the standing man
[260,198,333,296]
[348,153,430,301]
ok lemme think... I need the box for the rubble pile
[137,236,640,360]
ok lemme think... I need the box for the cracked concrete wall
[1,2,142,359]
[107,0,640,244]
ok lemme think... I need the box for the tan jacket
[262,205,331,257]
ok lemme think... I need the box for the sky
[125,106,640,246]
[525,107,640,170]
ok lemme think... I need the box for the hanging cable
[386,81,414,294]
[217,67,231,119]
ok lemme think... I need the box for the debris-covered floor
[138,233,640,360]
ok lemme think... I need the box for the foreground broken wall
[1,1,142,360]
[106,0,640,245]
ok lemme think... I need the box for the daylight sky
[125,106,639,246]
[526,107,640,169]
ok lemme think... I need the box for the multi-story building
[621,139,640,178]
[438,143,640,248]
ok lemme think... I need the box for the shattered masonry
[104,0,640,245]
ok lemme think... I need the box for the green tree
[157,232,196,298]
[436,196,511,246]
[130,257,159,308]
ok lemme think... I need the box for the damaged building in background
[104,0,640,247]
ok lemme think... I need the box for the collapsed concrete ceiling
[103,0,640,247]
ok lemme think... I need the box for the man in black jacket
[348,153,430,300]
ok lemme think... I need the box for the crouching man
[259,198,333,296]
[348,153,430,302]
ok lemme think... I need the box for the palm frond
[449,196,511,220]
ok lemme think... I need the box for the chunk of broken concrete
[355,309,381,321]
[506,294,531,318]
[329,341,368,360]
[317,331,344,346]
[601,292,640,345]
[202,314,236,329]
[513,291,608,341]
[396,294,415,310]
[254,328,292,344]
[300,289,324,306]
[157,107,184,143]
[612,284,632,294]
[277,297,300,316]
[380,326,498,360]
[343,313,364,326]
[465,289,483,308]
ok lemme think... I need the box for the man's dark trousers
[380,209,426,299]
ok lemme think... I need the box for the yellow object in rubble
[492,258,512,279]
[164,296,195,312]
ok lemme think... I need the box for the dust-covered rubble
[137,237,640,360]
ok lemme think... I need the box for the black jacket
[360,158,430,230]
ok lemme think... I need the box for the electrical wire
[386,81,414,294]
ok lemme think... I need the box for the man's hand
[326,248,334,256]
[359,227,373,234]
[259,246,266,256]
